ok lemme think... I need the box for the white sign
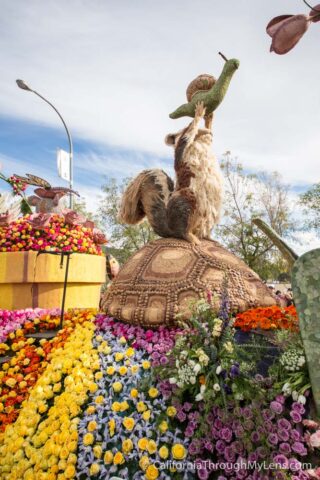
[57,149,70,182]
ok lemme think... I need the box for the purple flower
[291,442,307,456]
[189,440,201,455]
[276,394,286,404]
[203,439,214,453]
[279,442,291,455]
[183,402,193,412]
[262,409,275,421]
[198,468,209,480]
[278,418,291,430]
[268,433,279,445]
[177,410,187,422]
[215,439,226,454]
[185,426,194,437]
[243,419,255,431]
[270,401,283,414]
[256,446,268,459]
[274,454,289,468]
[278,429,290,442]
[290,410,302,423]
[160,356,168,365]
[292,402,305,415]
[291,429,301,441]
[220,427,233,443]
[250,431,260,443]
[288,457,302,472]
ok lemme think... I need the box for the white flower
[190,377,196,385]
[169,377,177,384]
[200,385,206,394]
[224,342,234,353]
[194,364,201,374]
[195,393,203,402]
[292,390,299,401]
[216,366,222,375]
[213,383,221,392]
[298,395,306,405]
[175,360,180,368]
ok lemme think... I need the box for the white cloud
[0,0,319,185]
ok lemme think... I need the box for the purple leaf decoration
[310,3,320,22]
[269,14,310,55]
[28,213,52,229]
[92,228,107,245]
[266,15,294,37]
[62,209,86,226]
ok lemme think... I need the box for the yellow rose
[131,365,139,374]
[89,463,100,475]
[86,405,95,415]
[130,388,138,398]
[119,336,127,344]
[122,417,135,431]
[138,437,149,451]
[172,443,186,460]
[159,421,168,433]
[95,395,104,404]
[64,465,76,478]
[113,451,125,465]
[111,402,121,412]
[112,382,123,393]
[166,406,177,417]
[93,445,102,459]
[142,410,151,421]
[120,401,129,412]
[106,366,115,375]
[104,450,113,464]
[147,439,157,454]
[137,401,147,412]
[142,361,151,370]
[139,455,150,471]
[126,347,135,357]
[159,446,169,459]
[122,438,133,454]
[148,388,159,398]
[83,433,94,446]
[95,371,103,380]
[88,421,97,432]
[146,465,159,480]
[115,352,124,362]
[119,366,128,376]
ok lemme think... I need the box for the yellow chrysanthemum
[139,455,150,471]
[111,402,121,412]
[88,421,97,432]
[93,445,102,459]
[104,450,113,464]
[147,439,157,455]
[113,451,125,465]
[122,438,133,454]
[148,388,159,398]
[119,366,128,376]
[146,464,159,480]
[138,437,149,451]
[83,433,94,446]
[166,406,177,417]
[106,366,115,375]
[115,352,124,362]
[172,443,186,460]
[159,446,169,459]
[122,417,135,431]
[130,388,138,398]
[142,410,151,421]
[142,361,151,370]
[126,347,135,357]
[112,382,123,393]
[137,401,147,413]
[159,421,168,433]
[89,463,100,475]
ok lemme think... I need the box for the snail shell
[186,74,216,102]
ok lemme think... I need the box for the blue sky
[0,0,319,251]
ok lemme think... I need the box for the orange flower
[235,306,298,332]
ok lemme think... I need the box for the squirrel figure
[119,102,223,244]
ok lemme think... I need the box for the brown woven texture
[101,238,277,327]
[186,74,216,102]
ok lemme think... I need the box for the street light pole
[16,79,74,209]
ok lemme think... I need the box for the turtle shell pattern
[101,238,276,327]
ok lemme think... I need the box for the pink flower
[310,430,320,448]
[93,228,107,245]
[62,209,86,226]
[28,213,52,229]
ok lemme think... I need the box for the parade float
[0,46,319,480]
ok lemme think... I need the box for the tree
[300,183,320,233]
[216,153,294,280]
[98,178,157,265]
[73,197,101,226]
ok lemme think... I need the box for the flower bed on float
[0,301,319,480]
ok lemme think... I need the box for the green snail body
[169,58,240,119]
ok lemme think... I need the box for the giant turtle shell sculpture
[101,238,276,327]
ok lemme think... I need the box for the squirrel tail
[118,169,174,237]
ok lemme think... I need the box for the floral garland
[0,319,100,479]
[234,305,298,332]
[0,215,103,254]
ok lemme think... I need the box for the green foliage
[300,182,320,233]
[98,177,158,265]
[216,154,294,280]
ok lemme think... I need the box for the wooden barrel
[0,251,106,309]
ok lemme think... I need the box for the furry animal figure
[119,102,223,244]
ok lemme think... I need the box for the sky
[0,0,319,251]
